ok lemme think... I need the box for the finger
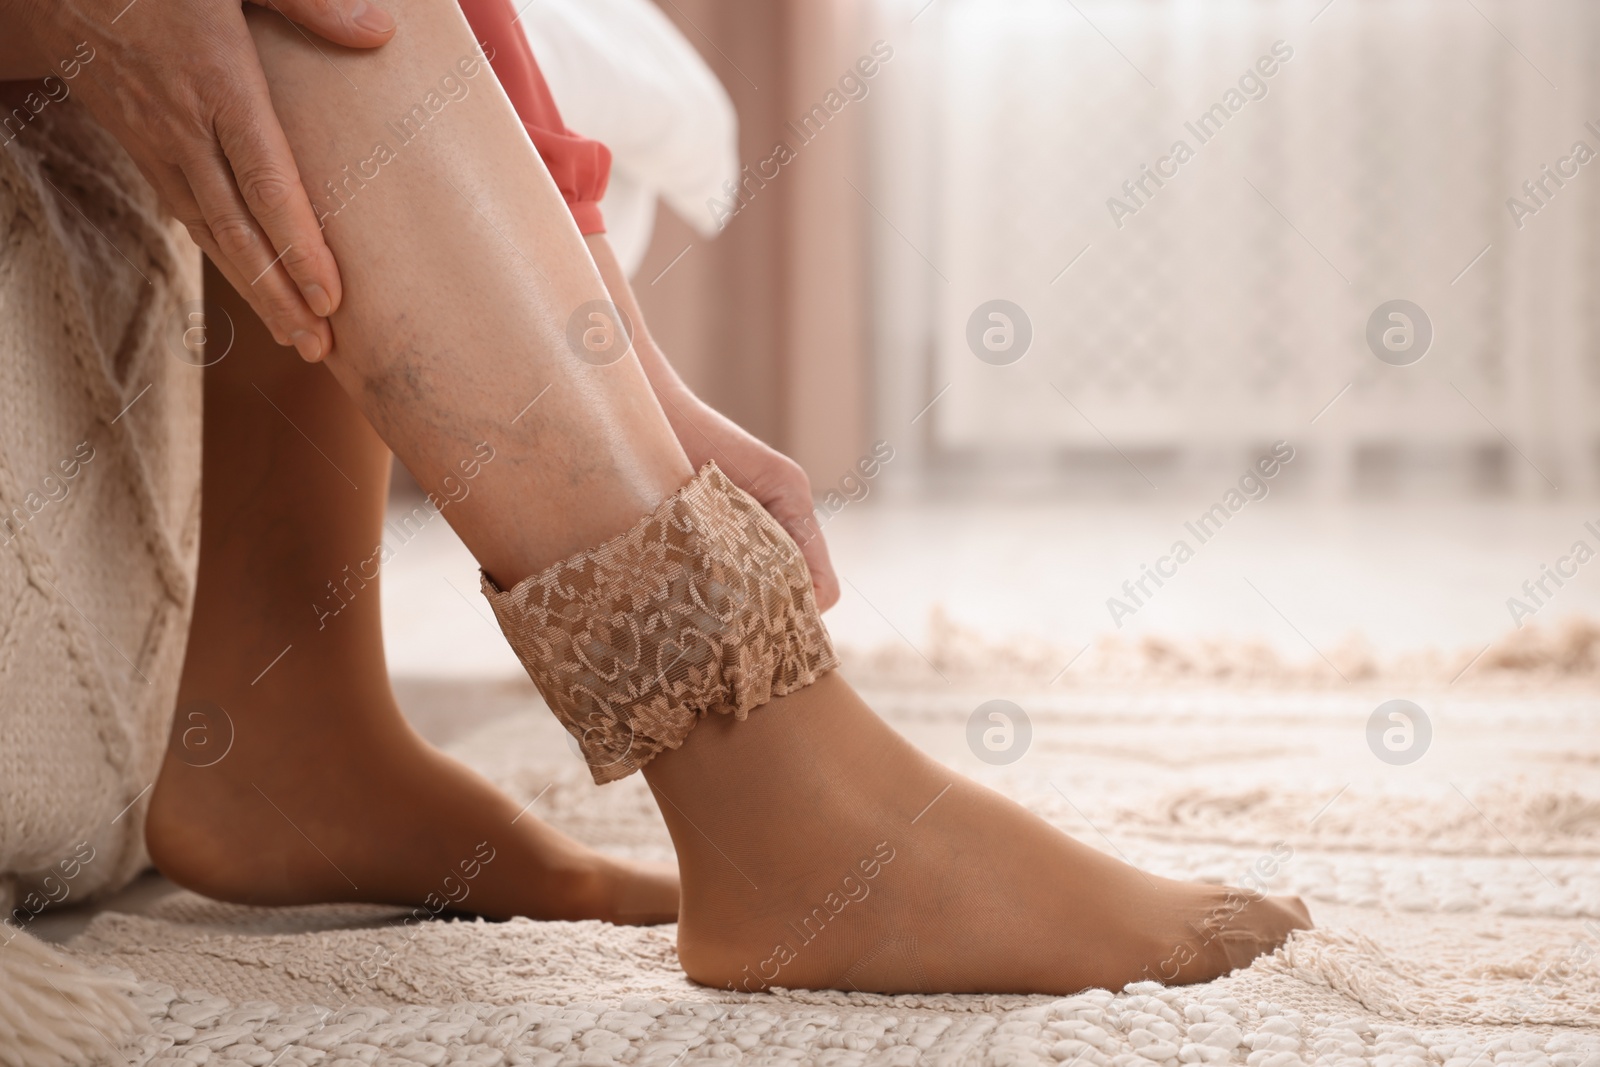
[749,460,840,611]
[180,145,331,361]
[799,533,841,612]
[768,493,840,612]
[213,64,342,320]
[251,0,396,48]
[155,161,276,325]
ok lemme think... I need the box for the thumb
[251,0,396,48]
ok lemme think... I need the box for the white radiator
[866,0,1600,495]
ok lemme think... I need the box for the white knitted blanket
[0,98,202,913]
[60,670,1600,1066]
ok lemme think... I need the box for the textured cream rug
[60,632,1600,1065]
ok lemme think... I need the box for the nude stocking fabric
[481,461,838,782]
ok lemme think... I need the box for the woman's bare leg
[145,261,677,923]
[232,0,1307,992]
[247,7,691,591]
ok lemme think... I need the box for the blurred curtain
[635,0,874,486]
[868,0,1600,497]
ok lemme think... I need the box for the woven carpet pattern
[63,673,1600,1065]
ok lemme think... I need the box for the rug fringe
[0,927,149,1067]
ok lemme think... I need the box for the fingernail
[290,330,324,362]
[351,1,395,34]
[302,283,332,318]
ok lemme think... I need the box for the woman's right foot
[646,672,1310,994]
[147,683,679,926]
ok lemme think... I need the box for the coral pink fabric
[457,0,611,234]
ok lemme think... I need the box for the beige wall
[633,0,872,486]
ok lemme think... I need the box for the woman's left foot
[650,672,1310,994]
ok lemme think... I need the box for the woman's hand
[577,234,841,611]
[14,0,396,362]
[657,387,841,612]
